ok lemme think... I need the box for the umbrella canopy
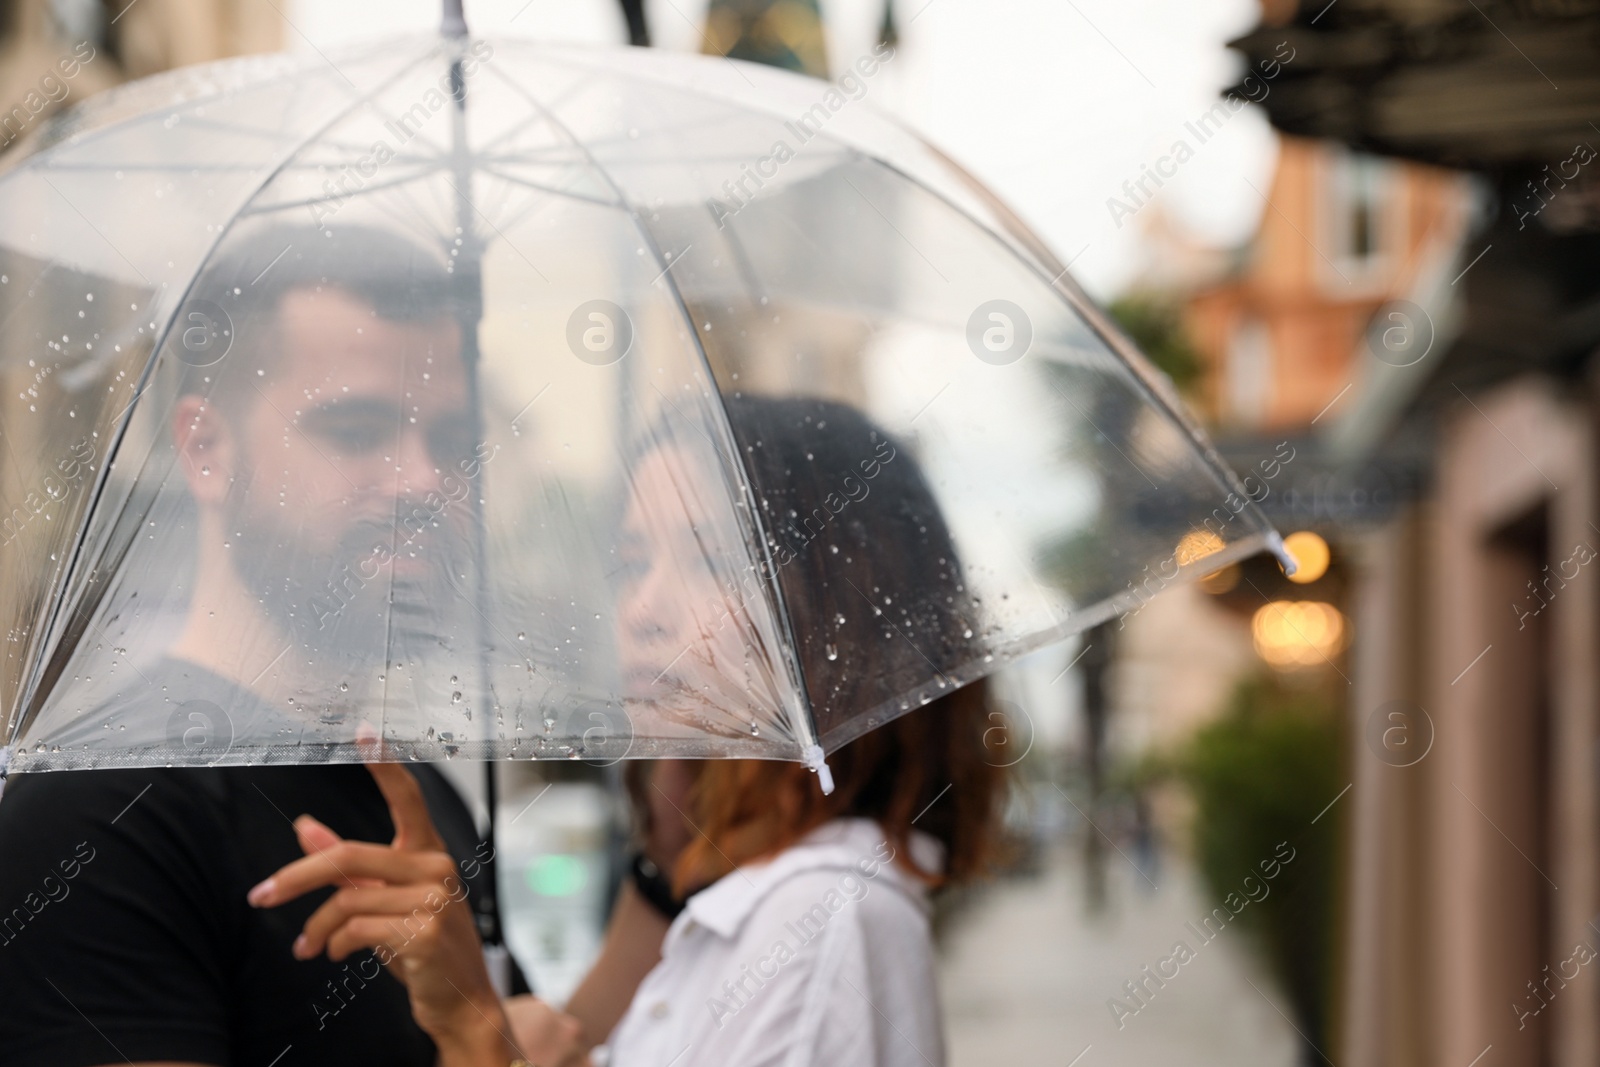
[0,33,1293,783]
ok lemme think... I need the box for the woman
[577,396,1009,1065]
[254,397,1009,1066]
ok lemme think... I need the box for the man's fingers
[296,884,455,959]
[366,761,447,852]
[295,814,343,853]
[248,839,459,907]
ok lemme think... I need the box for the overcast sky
[286,0,1277,299]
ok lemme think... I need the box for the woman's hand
[505,995,590,1066]
[247,762,519,1065]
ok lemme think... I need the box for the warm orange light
[1251,600,1347,668]
[1199,564,1240,594]
[1176,529,1226,568]
[1283,531,1330,584]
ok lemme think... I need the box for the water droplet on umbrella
[749,721,760,736]
[517,632,526,641]
[825,644,838,661]
[339,682,348,692]
[451,691,463,704]
[835,613,846,626]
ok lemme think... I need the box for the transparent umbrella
[0,20,1294,792]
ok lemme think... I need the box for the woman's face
[615,443,782,738]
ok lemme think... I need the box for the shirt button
[650,1001,670,1019]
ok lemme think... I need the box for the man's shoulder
[0,766,231,842]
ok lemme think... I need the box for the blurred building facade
[1226,1,1600,1065]
[0,0,281,115]
[1112,134,1467,754]
[0,0,283,443]
[1184,137,1468,432]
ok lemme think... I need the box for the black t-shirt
[0,662,514,1067]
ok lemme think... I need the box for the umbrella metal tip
[1271,533,1301,578]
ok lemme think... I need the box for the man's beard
[222,462,476,669]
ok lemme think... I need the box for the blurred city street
[940,844,1298,1067]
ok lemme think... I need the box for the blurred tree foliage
[1106,294,1203,394]
[1147,673,1344,1063]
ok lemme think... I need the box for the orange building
[1183,137,1469,433]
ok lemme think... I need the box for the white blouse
[598,817,946,1067]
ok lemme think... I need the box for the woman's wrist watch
[629,851,686,920]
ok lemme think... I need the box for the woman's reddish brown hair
[676,678,1007,892]
[670,396,1011,893]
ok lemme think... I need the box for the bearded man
[0,224,538,1067]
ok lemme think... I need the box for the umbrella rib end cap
[803,744,835,796]
[1270,533,1300,578]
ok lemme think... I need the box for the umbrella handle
[802,744,835,796]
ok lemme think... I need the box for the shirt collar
[673,817,944,943]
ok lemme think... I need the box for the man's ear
[172,394,236,505]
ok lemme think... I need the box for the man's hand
[247,763,518,1065]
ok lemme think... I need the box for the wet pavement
[940,842,1299,1066]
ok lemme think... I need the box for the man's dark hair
[173,223,457,406]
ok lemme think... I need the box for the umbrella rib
[155,112,318,147]
[470,61,594,156]
[438,172,549,282]
[235,159,461,216]
[0,45,386,176]
[467,174,570,237]
[475,165,621,209]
